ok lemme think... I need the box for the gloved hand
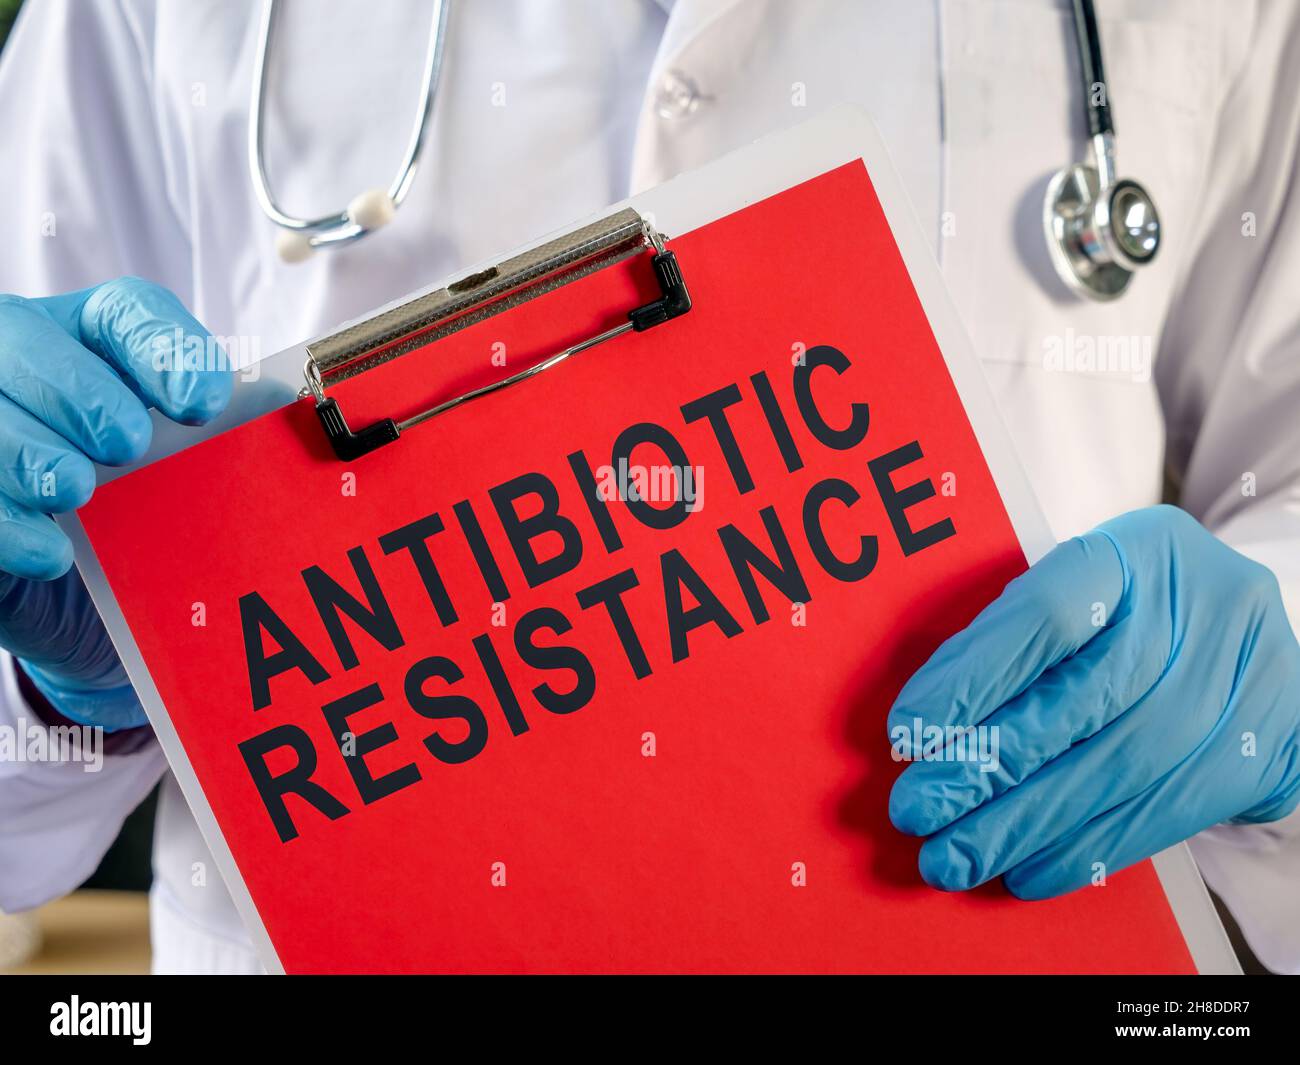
[0,278,232,730]
[888,504,1300,898]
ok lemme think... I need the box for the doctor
[0,0,1298,975]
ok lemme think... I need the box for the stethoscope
[1043,0,1161,300]
[248,0,450,264]
[250,0,1161,301]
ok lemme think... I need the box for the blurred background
[0,0,16,43]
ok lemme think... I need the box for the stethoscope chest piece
[1044,159,1160,301]
[1042,0,1162,302]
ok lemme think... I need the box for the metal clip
[302,210,690,461]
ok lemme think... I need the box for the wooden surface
[1,891,150,975]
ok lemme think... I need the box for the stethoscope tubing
[247,0,450,248]
[1071,0,1113,138]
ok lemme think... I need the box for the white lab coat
[0,0,1298,974]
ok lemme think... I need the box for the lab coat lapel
[652,0,747,66]
[628,0,751,192]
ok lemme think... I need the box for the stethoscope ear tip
[276,230,316,264]
[347,189,397,231]
[273,189,397,263]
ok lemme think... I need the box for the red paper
[78,162,1195,973]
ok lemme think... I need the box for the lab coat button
[655,69,702,120]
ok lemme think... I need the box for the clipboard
[62,106,1237,974]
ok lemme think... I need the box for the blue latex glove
[0,278,232,730]
[888,504,1300,899]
